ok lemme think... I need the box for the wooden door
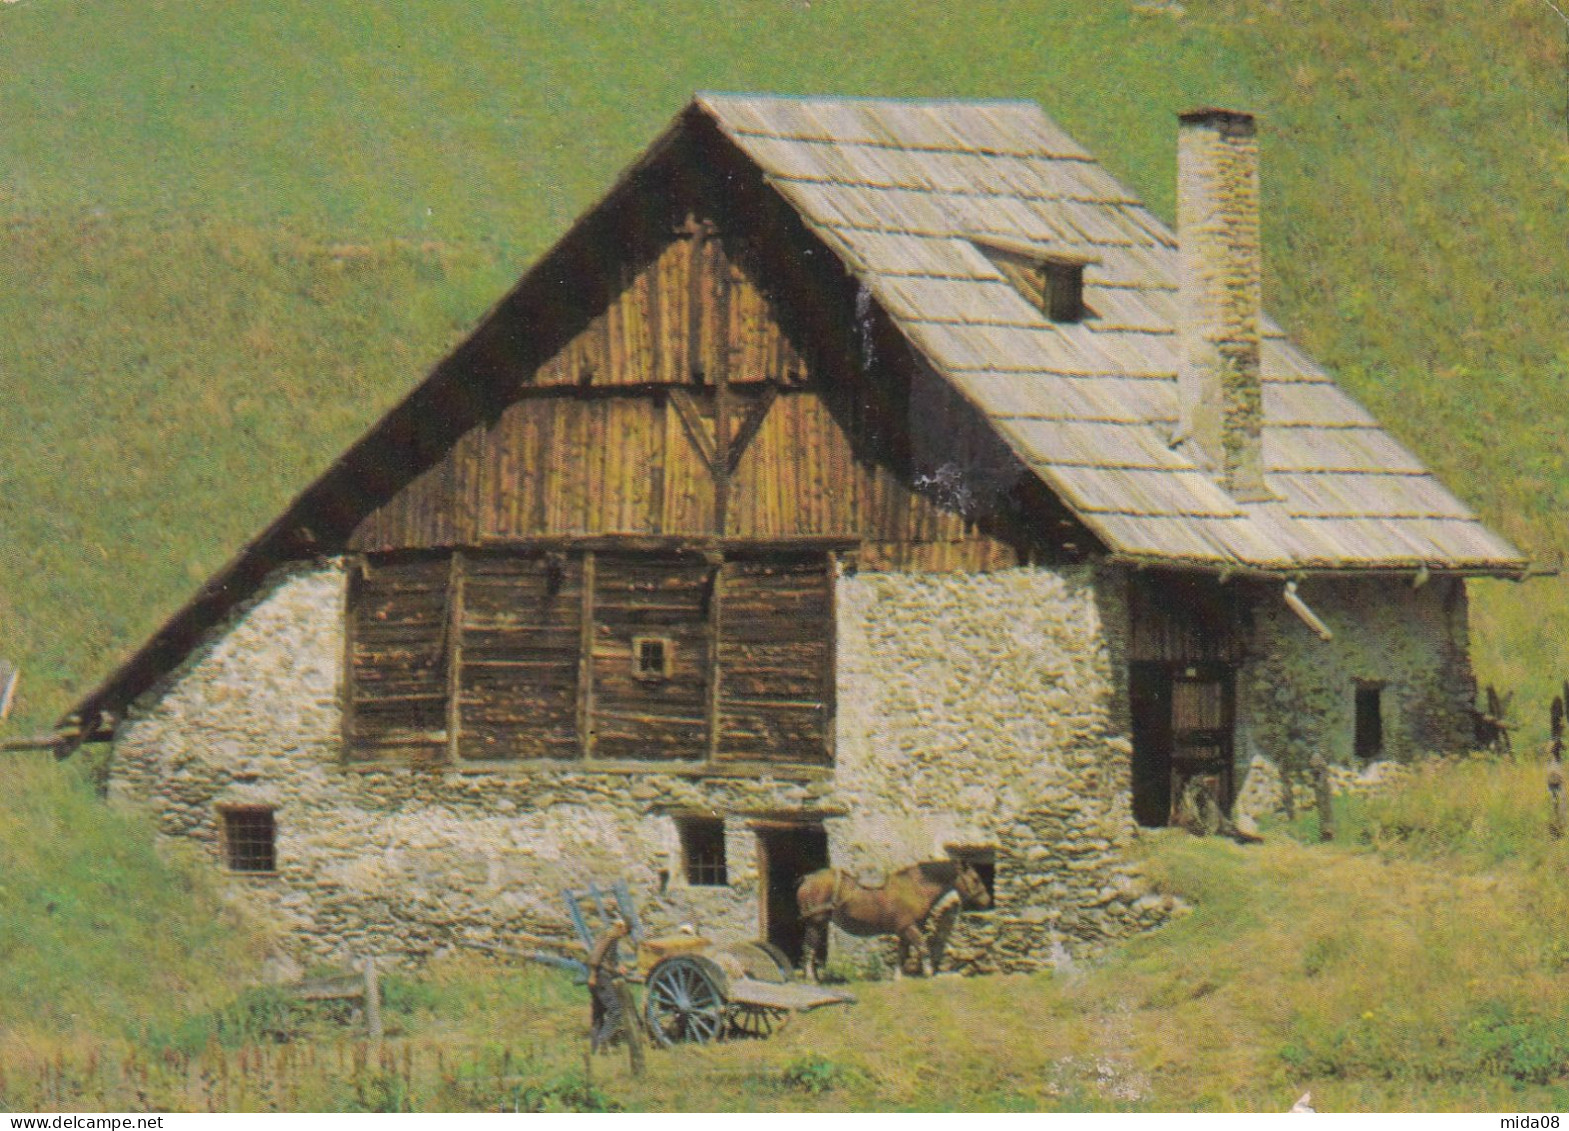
[1129,662,1174,826]
[755,825,829,967]
[1130,662,1236,826]
[1170,665,1236,817]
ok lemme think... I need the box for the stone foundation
[108,556,1477,974]
[1234,752,1413,822]
[832,566,1178,971]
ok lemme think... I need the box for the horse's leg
[898,923,926,977]
[802,920,821,983]
[926,901,959,975]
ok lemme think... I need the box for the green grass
[0,753,266,1039]
[4,4,1568,1110]
[3,4,1569,1104]
[0,217,505,709]
[6,752,1569,1110]
[2,0,1564,737]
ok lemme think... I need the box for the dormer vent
[974,235,1097,323]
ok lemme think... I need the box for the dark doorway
[1130,662,1237,827]
[755,824,829,967]
[1130,663,1175,826]
[1354,683,1384,760]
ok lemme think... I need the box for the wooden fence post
[363,958,383,1044]
[616,982,645,1078]
[1310,754,1335,842]
[1549,766,1565,840]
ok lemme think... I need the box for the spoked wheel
[643,956,729,1047]
[750,941,796,983]
[727,1003,790,1039]
[717,939,795,984]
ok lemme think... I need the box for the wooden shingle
[698,93,1524,572]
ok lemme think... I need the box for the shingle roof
[60,92,1531,739]
[695,93,1525,573]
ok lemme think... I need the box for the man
[587,915,633,1052]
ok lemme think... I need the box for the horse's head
[954,862,992,910]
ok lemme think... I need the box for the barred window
[632,635,674,682]
[677,817,728,886]
[222,807,276,873]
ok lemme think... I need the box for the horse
[795,859,992,981]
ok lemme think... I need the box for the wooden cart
[565,881,855,1047]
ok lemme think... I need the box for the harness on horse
[800,868,853,920]
[928,888,962,920]
[803,868,959,925]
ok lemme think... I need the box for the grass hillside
[4,753,1569,1111]
[0,754,267,1039]
[0,0,1565,735]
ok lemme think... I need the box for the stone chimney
[1176,108,1268,502]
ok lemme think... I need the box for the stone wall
[108,553,1475,974]
[109,557,1179,976]
[1233,752,1412,822]
[1231,575,1475,814]
[110,560,835,969]
[1235,575,1474,771]
[831,565,1176,973]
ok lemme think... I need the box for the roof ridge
[695,91,1043,108]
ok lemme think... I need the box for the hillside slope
[3,754,1569,1110]
[0,0,1564,736]
[0,753,266,1038]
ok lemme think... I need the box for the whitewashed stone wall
[109,557,1178,974]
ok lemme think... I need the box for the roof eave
[1102,550,1536,581]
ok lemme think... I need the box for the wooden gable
[343,118,1091,573]
[66,106,1101,741]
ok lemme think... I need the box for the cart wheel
[643,956,729,1047]
[728,1002,790,1039]
[717,939,795,984]
[751,940,796,983]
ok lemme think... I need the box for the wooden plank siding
[344,547,836,767]
[1126,570,1245,665]
[333,142,1094,767]
[590,553,714,761]
[345,557,452,763]
[528,232,810,390]
[345,218,1032,567]
[717,555,833,764]
[457,552,582,761]
[349,387,1023,562]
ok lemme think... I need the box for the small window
[946,845,997,902]
[973,236,1093,324]
[632,635,674,682]
[1355,684,1383,760]
[1043,262,1085,323]
[678,817,728,886]
[222,807,276,873]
